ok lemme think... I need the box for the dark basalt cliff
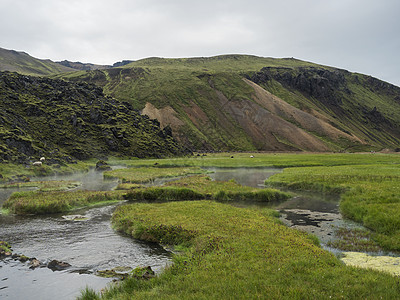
[0,72,187,163]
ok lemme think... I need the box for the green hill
[0,47,75,75]
[56,55,400,152]
[0,71,187,164]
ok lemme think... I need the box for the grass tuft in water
[2,190,125,215]
[327,228,382,252]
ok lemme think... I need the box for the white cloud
[0,0,399,85]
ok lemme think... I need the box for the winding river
[1,167,398,299]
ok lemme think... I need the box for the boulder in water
[47,259,71,271]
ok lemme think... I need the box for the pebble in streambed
[61,214,89,221]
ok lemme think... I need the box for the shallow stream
[1,166,398,299]
[0,168,171,300]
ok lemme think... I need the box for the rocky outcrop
[0,72,188,163]
[250,67,350,108]
[56,60,111,71]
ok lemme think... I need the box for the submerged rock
[62,214,89,221]
[96,266,155,281]
[29,258,41,269]
[47,259,71,271]
[96,267,131,280]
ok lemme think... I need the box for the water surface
[0,168,171,299]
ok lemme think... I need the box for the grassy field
[2,190,125,215]
[267,164,400,251]
[80,201,400,299]
[110,152,399,168]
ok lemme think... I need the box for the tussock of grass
[327,228,382,252]
[0,180,81,191]
[3,190,125,215]
[80,201,400,299]
[0,241,12,254]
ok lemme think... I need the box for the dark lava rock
[47,259,71,271]
[0,71,188,164]
[95,160,112,171]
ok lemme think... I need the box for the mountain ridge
[1,48,399,153]
[55,55,400,152]
[0,47,76,75]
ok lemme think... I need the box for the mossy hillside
[58,55,400,152]
[80,201,400,299]
[0,71,187,164]
[2,190,125,215]
[267,164,400,251]
[0,47,75,76]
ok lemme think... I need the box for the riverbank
[2,190,125,215]
[80,201,400,299]
[267,164,400,251]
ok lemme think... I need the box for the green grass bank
[267,164,400,251]
[103,166,205,183]
[110,152,399,168]
[80,201,400,299]
[2,190,125,215]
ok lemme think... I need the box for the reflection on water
[32,167,120,191]
[0,204,171,300]
[204,167,282,188]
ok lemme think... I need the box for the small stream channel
[0,168,171,300]
[1,167,398,299]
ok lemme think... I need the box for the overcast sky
[1,0,399,86]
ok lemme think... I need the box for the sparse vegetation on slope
[0,47,75,75]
